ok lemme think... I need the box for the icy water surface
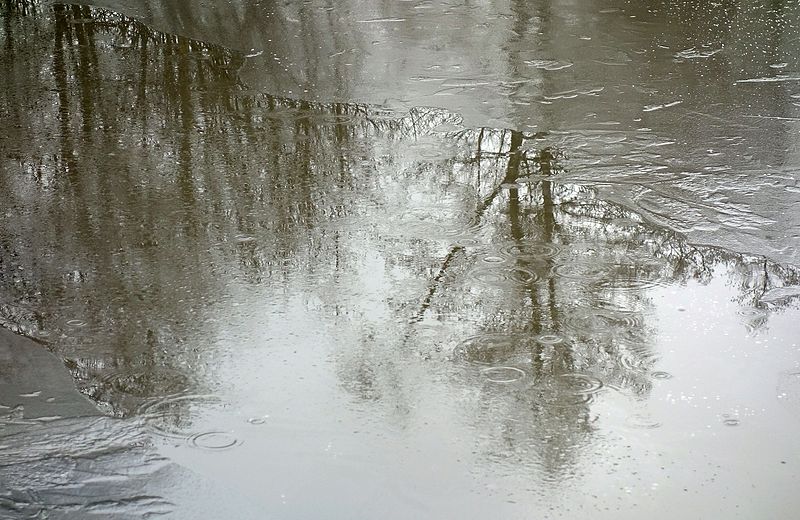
[1,1,800,519]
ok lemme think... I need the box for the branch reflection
[1,3,799,481]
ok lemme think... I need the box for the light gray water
[1,1,800,518]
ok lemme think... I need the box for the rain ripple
[499,242,561,261]
[625,413,662,429]
[465,266,540,286]
[189,431,241,450]
[507,267,539,285]
[481,366,527,383]
[558,373,604,395]
[97,368,191,398]
[551,262,611,284]
[138,394,241,450]
[561,306,645,340]
[529,373,606,409]
[535,333,568,346]
[393,210,469,240]
[595,274,668,292]
[465,266,508,285]
[594,308,644,329]
[452,334,531,365]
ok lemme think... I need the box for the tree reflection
[1,3,799,482]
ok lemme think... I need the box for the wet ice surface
[0,328,265,519]
[1,1,800,518]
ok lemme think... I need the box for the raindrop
[481,255,506,264]
[618,352,648,373]
[139,394,222,439]
[535,333,567,346]
[650,371,673,380]
[738,308,768,320]
[552,263,610,283]
[560,373,604,395]
[465,267,508,285]
[595,276,667,291]
[66,319,87,328]
[481,366,526,383]
[391,210,469,240]
[500,243,561,260]
[453,334,529,365]
[189,431,240,450]
[533,390,593,408]
[561,307,614,336]
[595,308,644,329]
[507,267,539,285]
[625,413,662,429]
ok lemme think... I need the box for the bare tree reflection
[1,3,799,479]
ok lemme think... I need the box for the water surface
[1,1,800,518]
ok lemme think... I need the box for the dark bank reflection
[2,2,800,517]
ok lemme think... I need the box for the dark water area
[1,1,800,518]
